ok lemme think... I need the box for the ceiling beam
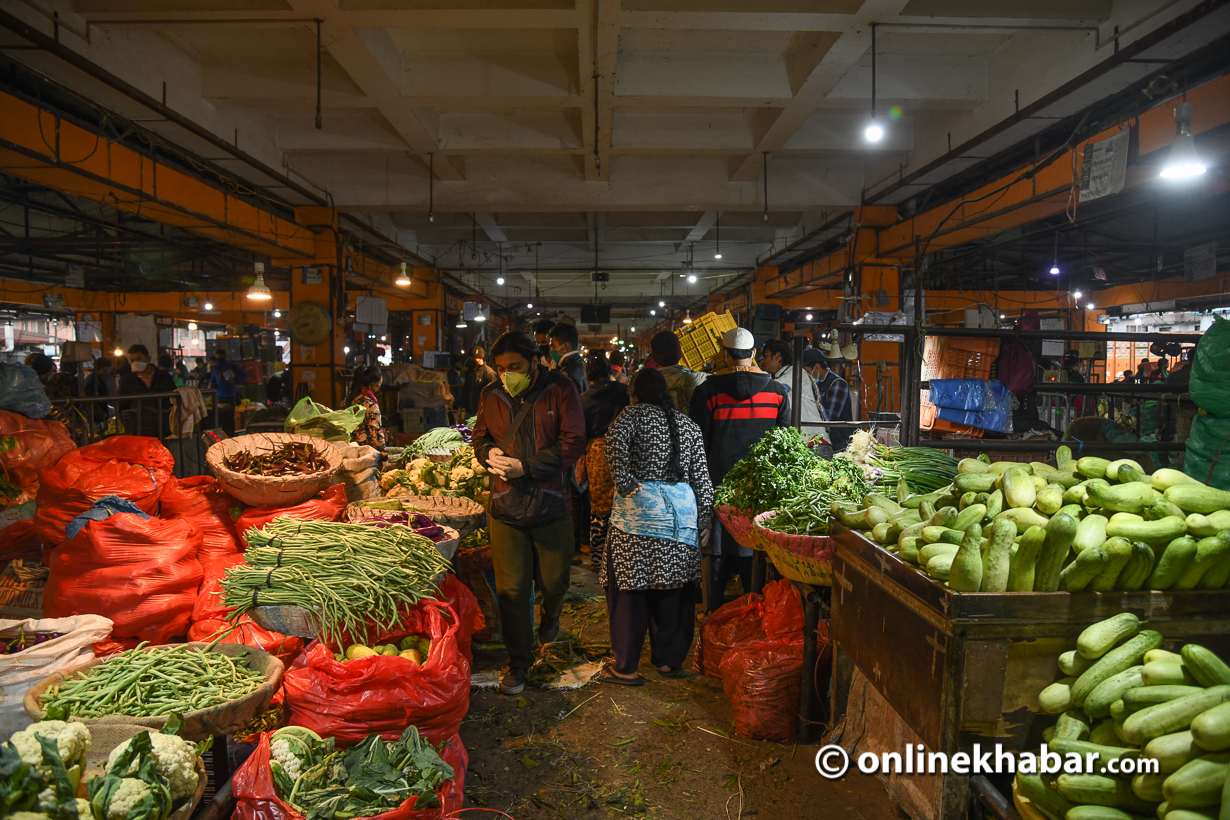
[684,211,718,244]
[474,212,507,243]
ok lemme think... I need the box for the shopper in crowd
[462,346,497,417]
[159,354,186,388]
[649,330,706,412]
[598,367,713,684]
[1136,359,1153,381]
[116,344,177,431]
[689,327,789,613]
[472,330,585,696]
[533,318,556,366]
[1119,370,1135,384]
[1062,352,1085,384]
[802,348,853,453]
[207,348,248,435]
[581,351,630,573]
[761,338,827,442]
[84,357,113,397]
[608,349,631,385]
[549,322,589,395]
[344,365,388,451]
[190,356,209,386]
[25,352,79,400]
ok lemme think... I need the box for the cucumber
[1106,516,1189,547]
[866,493,903,515]
[1189,703,1230,752]
[1091,538,1136,592]
[959,457,990,474]
[1050,472,1083,490]
[1146,650,1186,665]
[1173,534,1230,590]
[1073,630,1163,708]
[1089,482,1163,514]
[865,506,890,529]
[981,516,1016,593]
[1134,773,1168,803]
[1057,445,1076,469]
[927,552,955,581]
[929,506,960,527]
[1062,546,1110,592]
[1049,738,1140,773]
[1148,538,1199,590]
[1006,467,1039,509]
[956,472,999,494]
[922,525,962,545]
[917,498,938,518]
[1066,806,1140,820]
[1038,484,1066,515]
[1067,480,1098,505]
[1112,700,1130,722]
[1038,513,1080,592]
[1056,709,1093,741]
[899,536,921,564]
[1086,667,1146,720]
[949,523,984,592]
[1091,719,1129,748]
[1122,687,1230,746]
[1118,542,1156,591]
[1124,687,1206,712]
[919,542,961,564]
[1079,613,1142,660]
[832,504,868,529]
[1151,469,1201,492]
[1077,457,1114,479]
[1180,645,1230,688]
[1164,811,1218,820]
[1009,525,1049,592]
[1142,660,1196,687]
[1197,548,1230,589]
[1162,753,1230,809]
[1164,485,1230,516]
[1143,730,1201,774]
[1060,650,1098,677]
[1143,498,1188,522]
[1017,770,1076,820]
[1041,677,1080,714]
[1107,459,1145,481]
[1000,506,1053,531]
[1076,515,1112,553]
[1057,774,1158,813]
[985,488,1004,521]
[960,491,979,510]
[955,504,988,532]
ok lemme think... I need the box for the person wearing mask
[534,318,556,367]
[802,348,853,453]
[649,331,706,412]
[472,331,585,696]
[190,356,209,386]
[581,351,630,573]
[462,346,497,417]
[208,348,249,435]
[760,339,827,444]
[608,349,631,385]
[549,322,588,395]
[117,344,177,432]
[597,368,713,685]
[689,328,789,612]
[344,365,388,451]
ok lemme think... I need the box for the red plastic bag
[0,410,75,493]
[192,554,247,622]
[43,512,203,644]
[235,484,348,544]
[719,635,805,744]
[761,579,804,637]
[282,599,469,746]
[693,593,763,677]
[0,520,41,565]
[233,730,466,820]
[433,574,485,663]
[159,476,243,558]
[34,436,175,546]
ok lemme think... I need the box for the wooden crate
[828,522,1230,820]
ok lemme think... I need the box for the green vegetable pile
[842,430,960,498]
[221,518,452,646]
[268,726,454,820]
[39,642,265,719]
[715,427,868,536]
[1,720,91,820]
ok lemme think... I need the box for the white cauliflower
[269,737,304,781]
[102,779,150,820]
[11,721,91,775]
[106,733,198,803]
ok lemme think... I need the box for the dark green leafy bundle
[715,427,828,514]
[0,736,82,820]
[767,456,869,536]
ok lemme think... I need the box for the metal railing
[50,390,223,479]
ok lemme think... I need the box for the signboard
[1079,130,1129,202]
[302,268,323,285]
[1184,243,1216,282]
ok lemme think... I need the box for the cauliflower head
[269,737,304,781]
[103,779,150,820]
[105,733,198,803]
[11,721,91,773]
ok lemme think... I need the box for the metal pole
[791,335,804,430]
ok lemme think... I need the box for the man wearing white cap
[689,327,790,612]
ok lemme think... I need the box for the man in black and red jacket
[689,327,790,613]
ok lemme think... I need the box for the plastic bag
[284,397,366,442]
[236,484,348,544]
[1191,316,1230,417]
[0,363,51,419]
[719,635,804,743]
[232,731,466,820]
[997,333,1035,395]
[761,579,804,637]
[928,379,993,411]
[34,436,176,546]
[0,411,75,493]
[282,599,469,746]
[159,476,243,558]
[693,593,764,677]
[43,512,203,644]
[1184,414,1230,490]
[0,615,113,740]
[433,574,484,663]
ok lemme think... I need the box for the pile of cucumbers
[1016,613,1230,820]
[832,446,1230,593]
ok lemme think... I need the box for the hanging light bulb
[1160,102,1207,179]
[659,300,665,308]
[526,302,533,309]
[204,301,214,311]
[687,274,697,284]
[1049,234,1060,275]
[630,326,636,332]
[804,313,813,321]
[247,262,272,300]
[188,322,198,331]
[474,311,487,322]
[683,310,692,324]
[395,262,411,286]
[650,309,656,316]
[1086,303,1095,310]
[497,277,505,285]
[1073,290,1083,299]
[273,309,281,318]
[864,24,884,143]
[113,347,124,357]
[714,212,722,259]
[456,319,467,328]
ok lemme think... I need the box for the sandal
[593,663,644,687]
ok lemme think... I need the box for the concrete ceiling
[0,0,1221,311]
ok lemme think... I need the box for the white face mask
[131,360,149,372]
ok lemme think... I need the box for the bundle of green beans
[220,518,451,645]
[39,640,265,718]
[767,455,869,536]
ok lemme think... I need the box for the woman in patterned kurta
[597,368,713,684]
[344,365,388,451]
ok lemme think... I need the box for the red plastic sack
[282,599,469,746]
[233,731,466,820]
[761,579,804,638]
[235,484,348,544]
[159,476,243,558]
[433,574,484,663]
[43,512,203,644]
[0,521,41,565]
[693,593,763,677]
[192,554,247,622]
[719,635,804,744]
[0,410,75,492]
[34,436,175,546]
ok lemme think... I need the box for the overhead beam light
[497,277,505,285]
[864,23,884,143]
[247,262,272,300]
[395,262,411,286]
[1160,102,1207,179]
[188,322,198,331]
[273,309,281,318]
[687,274,697,284]
[526,302,533,309]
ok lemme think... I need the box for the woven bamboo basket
[82,724,208,820]
[715,505,765,551]
[753,511,835,586]
[345,496,485,539]
[24,642,284,741]
[206,433,342,507]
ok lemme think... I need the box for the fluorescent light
[1160,103,1207,179]
[865,122,884,142]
